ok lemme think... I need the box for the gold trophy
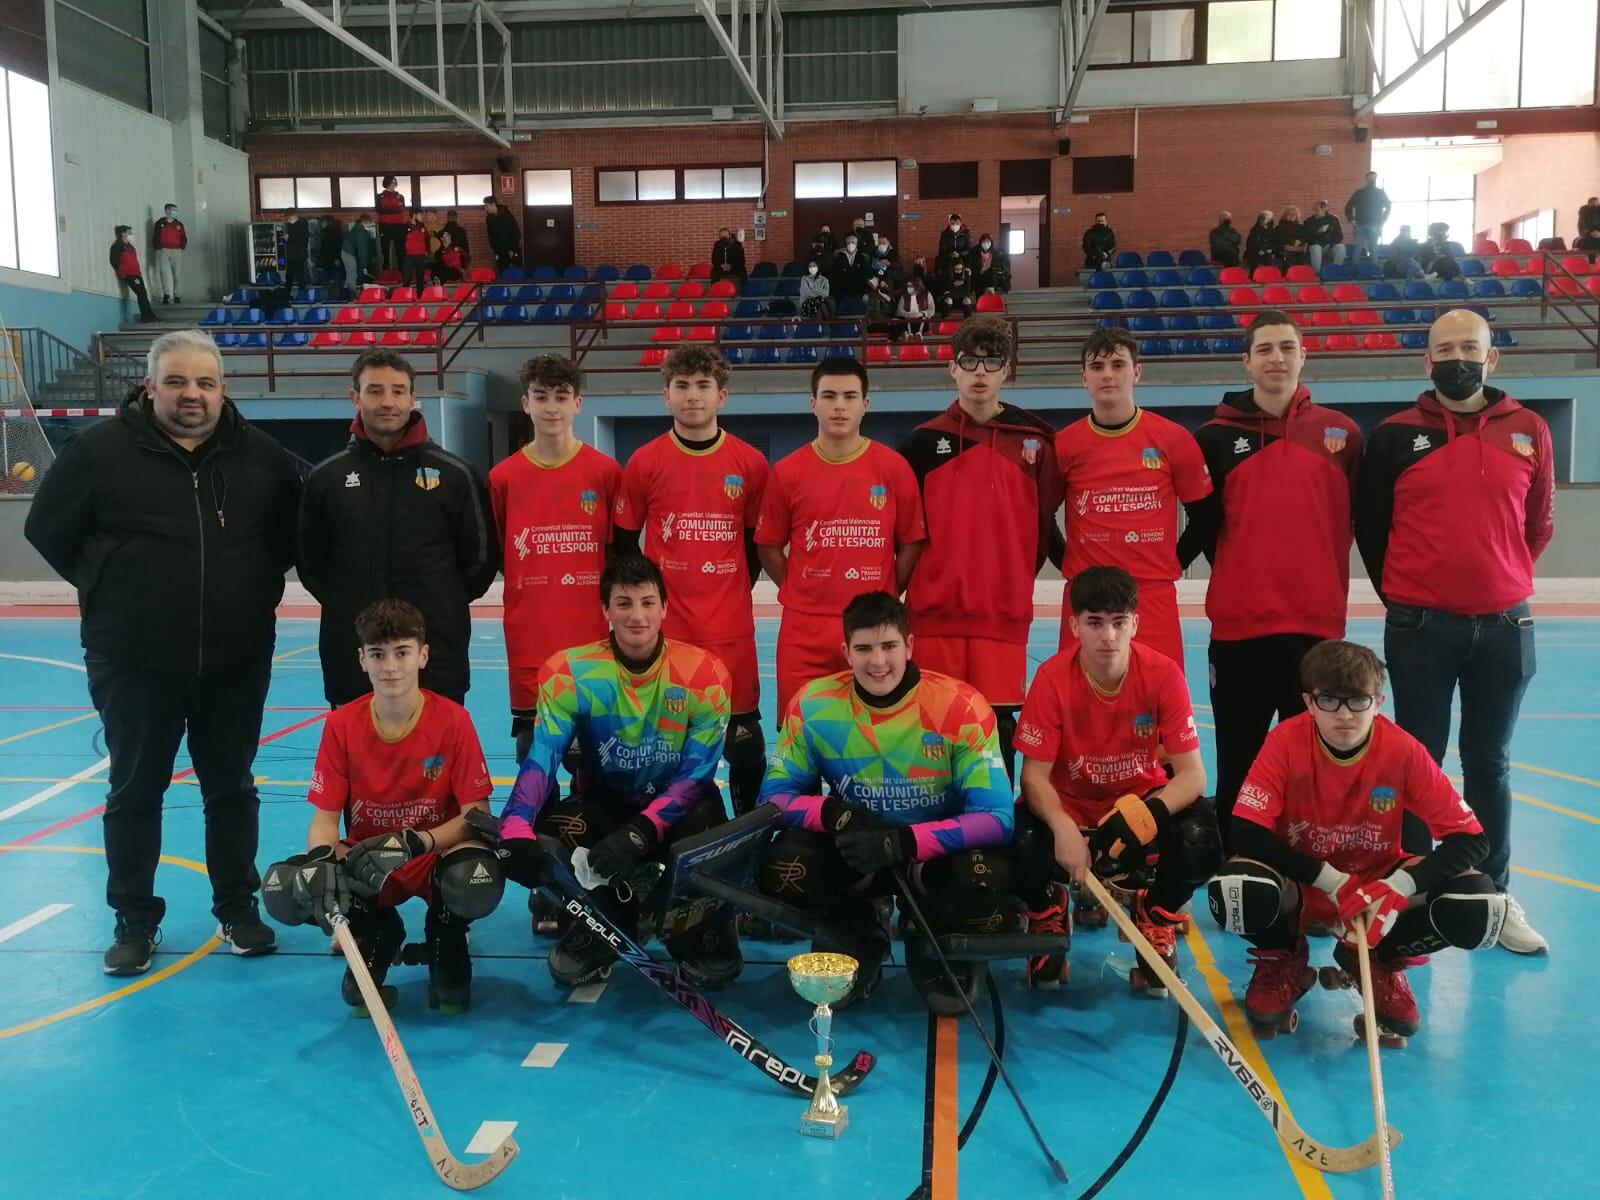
[787,951,859,1139]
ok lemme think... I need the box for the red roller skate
[1244,937,1315,1038]
[1071,880,1109,931]
[1023,881,1071,989]
[1129,891,1182,997]
[1318,943,1422,1046]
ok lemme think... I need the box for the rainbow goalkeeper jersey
[758,667,1013,860]
[502,637,731,840]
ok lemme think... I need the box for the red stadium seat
[1473,238,1500,256]
[368,306,398,324]
[1549,277,1584,297]
[1295,284,1330,304]
[651,325,683,342]
[310,330,343,347]
[677,280,707,300]
[1362,332,1399,350]
[604,301,628,321]
[708,280,738,298]
[631,301,663,321]
[389,286,418,304]
[1585,276,1600,297]
[611,282,641,301]
[380,330,411,346]
[898,342,931,361]
[1346,308,1381,327]
[687,262,713,279]
[1504,238,1534,254]
[865,343,892,362]
[975,293,1006,313]
[450,284,476,302]
[701,301,730,319]
[468,267,495,283]
[376,270,403,285]
[1309,310,1346,326]
[431,304,464,323]
[1302,334,1324,351]
[643,282,673,300]
[639,348,667,366]
[655,263,685,280]
[1218,267,1249,285]
[332,305,364,325]
[347,330,376,345]
[419,285,447,302]
[397,305,429,324]
[1260,285,1293,304]
[935,343,953,360]
[1285,265,1318,283]
[1332,284,1366,303]
[1489,258,1524,277]
[1228,287,1261,306]
[413,330,439,347]
[1561,256,1593,277]
[687,325,717,342]
[357,286,388,303]
[1251,265,1284,284]
[936,319,962,336]
[665,300,695,320]
[1325,334,1359,351]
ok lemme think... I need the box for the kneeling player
[497,554,740,990]
[1209,639,1496,1041]
[263,600,503,1014]
[1013,566,1215,995]
[756,591,1014,1016]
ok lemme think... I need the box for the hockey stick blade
[1079,873,1401,1174]
[331,918,518,1190]
[545,851,877,1099]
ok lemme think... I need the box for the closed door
[523,205,575,269]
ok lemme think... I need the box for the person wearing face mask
[1243,211,1276,274]
[938,213,973,270]
[1354,308,1555,956]
[1209,212,1241,268]
[895,274,933,339]
[809,223,838,264]
[799,258,833,319]
[151,204,187,304]
[830,232,869,299]
[1081,212,1116,271]
[864,274,894,335]
[938,256,975,319]
[710,226,747,287]
[872,234,899,274]
[970,232,1010,294]
[343,213,377,291]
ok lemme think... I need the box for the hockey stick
[891,865,1071,1186]
[1353,916,1398,1199]
[1079,872,1401,1174]
[330,915,519,1191]
[542,846,878,1100]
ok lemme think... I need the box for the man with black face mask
[1354,308,1555,957]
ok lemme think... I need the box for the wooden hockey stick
[1080,873,1400,1174]
[1353,916,1398,1199]
[332,915,519,1190]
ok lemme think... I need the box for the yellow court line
[271,643,321,663]
[0,844,221,1040]
[1510,761,1600,791]
[1512,865,1600,895]
[0,712,98,747]
[1183,922,1333,1200]
[1443,773,1600,829]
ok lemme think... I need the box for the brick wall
[244,100,1371,282]
[1473,132,1600,245]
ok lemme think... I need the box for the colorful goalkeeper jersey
[501,637,732,840]
[757,667,1013,860]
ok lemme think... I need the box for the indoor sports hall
[2,1,1598,1197]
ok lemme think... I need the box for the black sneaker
[218,908,278,957]
[104,918,160,976]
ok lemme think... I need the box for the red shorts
[698,633,760,715]
[341,847,439,909]
[1059,577,1185,677]
[776,609,847,716]
[913,635,1027,708]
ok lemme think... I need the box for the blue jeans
[1355,223,1382,259]
[1307,243,1346,271]
[1383,601,1536,890]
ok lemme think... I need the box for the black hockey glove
[586,815,659,883]
[345,827,433,898]
[837,825,916,876]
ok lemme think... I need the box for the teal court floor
[1,613,1591,1199]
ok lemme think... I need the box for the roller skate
[341,906,405,1016]
[1318,942,1421,1046]
[1023,881,1071,989]
[1071,880,1109,930]
[425,904,473,1015]
[1129,891,1182,998]
[1244,936,1315,1038]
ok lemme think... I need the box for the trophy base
[799,1107,849,1140]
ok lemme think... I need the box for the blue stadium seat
[795,322,826,341]
[1150,269,1183,288]
[1472,279,1507,299]
[1114,251,1144,269]
[1510,278,1543,298]
[1403,280,1436,301]
[733,299,766,319]
[515,285,545,303]
[1182,267,1217,288]
[1437,280,1470,301]
[234,307,265,326]
[723,346,746,364]
[1131,314,1165,332]
[274,331,308,347]
[200,307,229,327]
[775,278,802,298]
[485,285,515,303]
[532,303,562,322]
[500,267,527,282]
[562,266,588,282]
[255,270,282,286]
[1178,249,1208,267]
[836,297,866,318]
[766,298,797,317]
[1158,289,1191,308]
[751,346,782,364]
[303,306,331,326]
[292,287,322,304]
[624,264,652,281]
[579,283,603,302]
[781,261,806,278]
[1399,331,1428,349]
[1175,338,1208,354]
[1492,329,1517,347]
[213,331,241,347]
[1201,313,1235,330]
[1367,282,1400,302]
[498,303,531,323]
[225,287,258,305]
[1087,270,1117,289]
[593,265,621,282]
[834,322,862,340]
[1126,289,1157,309]
[1096,317,1128,329]
[565,303,594,322]
[1192,287,1225,307]
[1145,250,1176,268]
[1117,270,1149,288]
[1354,261,1383,281]
[548,284,577,302]
[1383,308,1416,324]
[1457,258,1485,278]
[1090,291,1124,311]
[1138,338,1170,355]
[757,323,789,340]
[750,262,779,279]
[240,331,269,348]
[1167,313,1200,332]
[1320,263,1353,282]
[475,305,499,324]
[742,279,774,298]
[1211,335,1246,353]
[786,345,819,363]
[723,324,755,342]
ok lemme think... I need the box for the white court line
[566,981,607,1004]
[0,756,112,822]
[0,903,72,944]
[0,653,88,674]
[465,1121,518,1155]
[521,1042,567,1068]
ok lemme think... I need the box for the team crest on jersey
[1140,447,1163,470]
[1323,427,1349,453]
[579,489,598,514]
[868,484,888,509]
[1132,712,1156,739]
[414,467,441,491]
[421,755,445,780]
[921,732,946,761]
[1369,786,1397,814]
[1021,437,1042,465]
[664,686,688,714]
[723,473,744,499]
[1510,432,1534,457]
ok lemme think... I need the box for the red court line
[0,706,325,713]
[0,712,328,859]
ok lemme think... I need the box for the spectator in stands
[1423,223,1461,281]
[940,213,974,268]
[831,231,870,299]
[109,225,159,323]
[1209,211,1241,267]
[484,196,521,273]
[403,209,430,290]
[1303,200,1345,271]
[971,233,1010,294]
[850,218,870,250]
[151,203,187,305]
[710,226,746,287]
[342,213,376,291]
[809,223,838,264]
[864,274,894,337]
[1383,226,1424,280]
[1081,212,1116,270]
[1579,196,1600,262]
[317,214,344,279]
[1243,210,1276,273]
[305,214,322,268]
[873,233,900,276]
[896,275,934,340]
[376,175,409,271]
[434,230,467,282]
[799,259,832,320]
[938,259,975,320]
[283,209,310,289]
[442,209,470,260]
[1274,205,1308,269]
[1345,170,1391,261]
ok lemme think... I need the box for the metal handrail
[2,328,140,409]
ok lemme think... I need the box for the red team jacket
[1355,388,1554,614]
[1182,387,1362,642]
[899,401,1064,645]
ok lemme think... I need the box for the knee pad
[1428,873,1506,950]
[759,829,848,907]
[724,714,767,814]
[1207,859,1287,936]
[917,847,1020,934]
[1168,798,1223,886]
[435,845,505,920]
[261,856,310,927]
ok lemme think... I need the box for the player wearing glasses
[898,316,1064,782]
[1208,639,1497,1042]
